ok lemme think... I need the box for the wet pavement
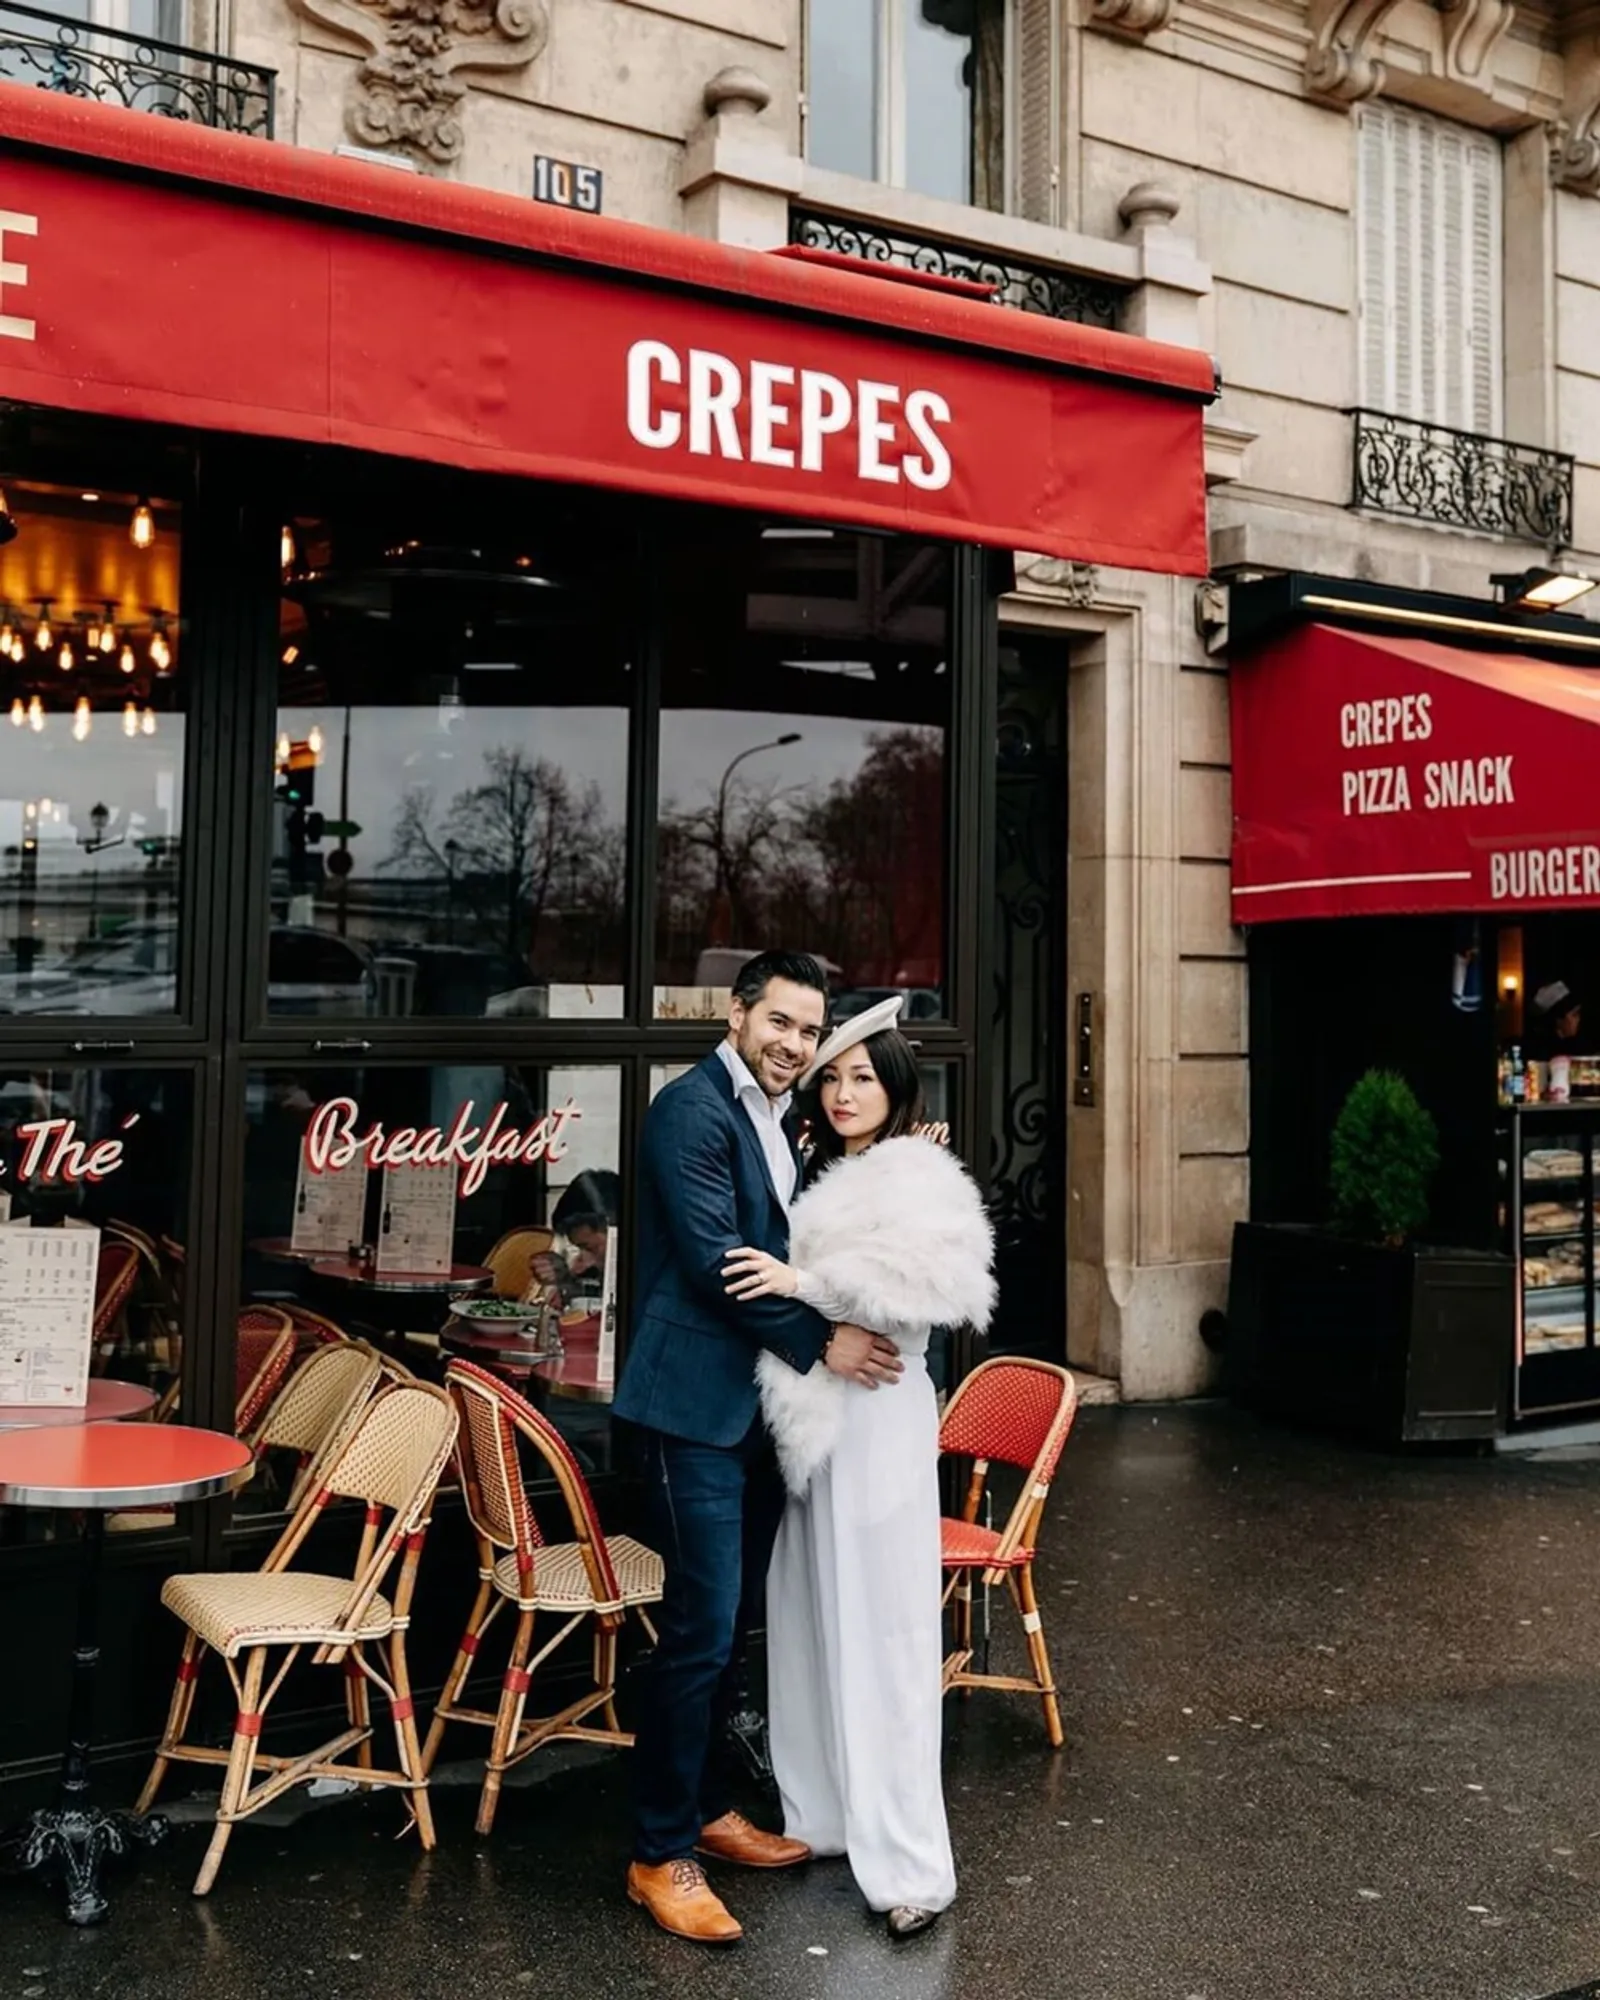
[8,1401,1600,1999]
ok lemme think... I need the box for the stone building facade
[67,0,1597,1398]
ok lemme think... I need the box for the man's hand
[823,1324,904,1389]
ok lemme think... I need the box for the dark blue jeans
[630,1417,786,1864]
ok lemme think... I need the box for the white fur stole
[756,1137,996,1494]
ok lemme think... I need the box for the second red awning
[1231,622,1600,922]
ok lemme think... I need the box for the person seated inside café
[1529,982,1585,1062]
[532,1169,619,1306]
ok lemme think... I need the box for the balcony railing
[0,3,275,138]
[1350,408,1573,547]
[788,208,1127,332]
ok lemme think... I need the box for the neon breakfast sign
[302,1097,582,1199]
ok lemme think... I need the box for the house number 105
[533,155,603,213]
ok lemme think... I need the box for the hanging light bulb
[118,639,135,675]
[26,695,41,733]
[98,609,115,656]
[57,639,73,673]
[122,700,138,738]
[280,524,296,571]
[307,723,324,758]
[281,644,299,667]
[72,695,90,742]
[9,698,23,729]
[1,621,15,655]
[34,605,51,651]
[84,617,101,653]
[275,730,291,768]
[148,627,170,673]
[140,706,156,737]
[130,498,155,550]
[39,797,51,817]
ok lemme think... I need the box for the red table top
[0,1423,253,1508]
[311,1259,494,1293]
[249,1236,327,1262]
[0,1379,158,1430]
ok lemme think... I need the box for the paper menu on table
[291,1148,369,1255]
[596,1225,617,1388]
[0,1218,100,1406]
[376,1163,457,1276]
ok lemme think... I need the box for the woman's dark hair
[551,1168,620,1237]
[802,1027,925,1165]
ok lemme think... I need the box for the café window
[271,502,632,1022]
[0,484,184,1020]
[237,1060,622,1497]
[0,1063,194,1544]
[654,526,951,1024]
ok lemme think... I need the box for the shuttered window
[1358,102,1503,436]
[1010,0,1061,226]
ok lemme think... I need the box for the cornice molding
[1089,0,1178,38]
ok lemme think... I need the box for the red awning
[1231,622,1600,922]
[0,92,1212,573]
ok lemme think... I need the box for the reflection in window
[806,0,999,207]
[655,527,949,1022]
[273,504,630,1021]
[0,1066,192,1544]
[0,484,184,1018]
[237,1063,620,1502]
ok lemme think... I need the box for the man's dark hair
[551,1169,620,1237]
[730,950,830,1009]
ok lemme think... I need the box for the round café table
[529,1315,613,1405]
[248,1236,327,1265]
[0,1380,158,1431]
[0,1423,253,1925]
[310,1258,493,1296]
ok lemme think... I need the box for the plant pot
[1224,1221,1514,1446]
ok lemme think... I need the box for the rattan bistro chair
[422,1360,663,1834]
[252,1340,384,1510]
[483,1226,556,1300]
[938,1358,1078,1749]
[235,1308,296,1440]
[137,1381,458,1895]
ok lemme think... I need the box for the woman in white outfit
[721,995,996,1940]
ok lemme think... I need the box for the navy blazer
[612,1050,831,1448]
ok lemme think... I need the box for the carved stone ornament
[1089,0,1175,38]
[1022,556,1099,606]
[1554,21,1600,195]
[1304,0,1405,101]
[1433,0,1514,86]
[290,0,549,166]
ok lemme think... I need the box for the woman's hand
[912,1120,951,1147]
[722,1247,799,1300]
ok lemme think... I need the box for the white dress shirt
[716,1039,797,1208]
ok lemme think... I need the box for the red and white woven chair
[938,1357,1078,1748]
[423,1359,663,1834]
[137,1380,458,1894]
[235,1307,297,1440]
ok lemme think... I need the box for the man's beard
[735,1026,792,1100]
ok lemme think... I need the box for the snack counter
[1499,1106,1600,1419]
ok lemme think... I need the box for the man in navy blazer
[616,949,903,1944]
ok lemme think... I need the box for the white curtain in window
[1358,101,1502,436]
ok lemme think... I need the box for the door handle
[71,1039,135,1054]
[313,1038,373,1053]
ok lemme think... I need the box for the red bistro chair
[235,1308,296,1440]
[423,1360,663,1834]
[938,1358,1078,1748]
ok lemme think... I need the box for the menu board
[291,1149,369,1255]
[596,1224,618,1388]
[376,1162,457,1276]
[0,1219,100,1406]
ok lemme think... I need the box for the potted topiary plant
[1225,1069,1513,1446]
[1328,1070,1439,1248]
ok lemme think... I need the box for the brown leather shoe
[695,1810,811,1870]
[627,1859,743,1943]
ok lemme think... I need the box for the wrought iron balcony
[788,208,1127,332]
[1350,408,1573,547]
[0,3,275,138]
